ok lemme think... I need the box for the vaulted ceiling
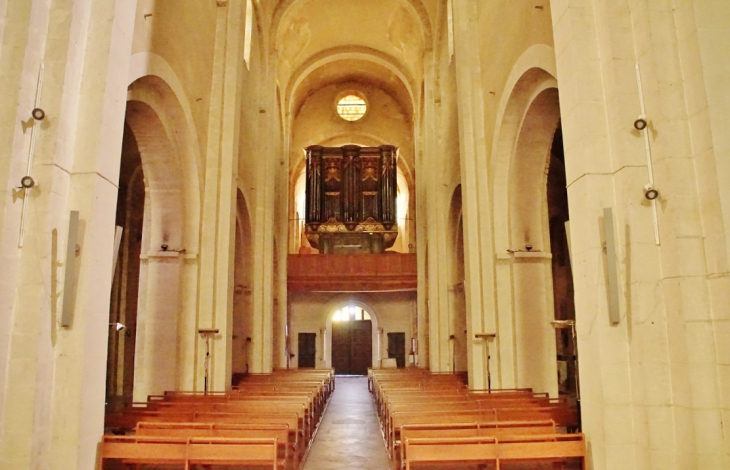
[269,0,436,125]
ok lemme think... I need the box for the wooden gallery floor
[303,377,390,470]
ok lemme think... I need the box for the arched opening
[106,123,144,410]
[233,189,254,379]
[507,86,561,396]
[105,74,196,404]
[447,185,467,372]
[492,60,569,396]
[546,124,577,398]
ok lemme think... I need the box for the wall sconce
[20,176,35,189]
[32,108,45,120]
[643,184,659,200]
[109,322,126,331]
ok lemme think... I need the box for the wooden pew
[387,403,577,456]
[146,394,317,436]
[104,371,335,469]
[388,408,497,456]
[135,421,291,470]
[403,433,586,470]
[399,420,556,469]
[106,410,303,459]
[101,435,278,469]
[139,399,313,441]
[383,394,563,433]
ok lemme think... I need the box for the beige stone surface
[0,0,729,468]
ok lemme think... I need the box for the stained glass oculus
[336,94,367,121]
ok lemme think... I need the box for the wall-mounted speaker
[603,208,620,325]
[61,211,79,328]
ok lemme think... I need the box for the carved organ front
[305,145,398,253]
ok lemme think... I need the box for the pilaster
[451,0,495,389]
[196,0,244,391]
[249,51,277,373]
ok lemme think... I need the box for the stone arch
[447,185,467,372]
[490,45,561,396]
[284,46,417,120]
[127,53,202,253]
[509,87,561,249]
[233,189,254,375]
[119,73,201,400]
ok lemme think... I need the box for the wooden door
[298,333,317,368]
[350,320,372,375]
[331,320,372,375]
[387,332,406,368]
[331,322,351,373]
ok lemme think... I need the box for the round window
[336,94,367,121]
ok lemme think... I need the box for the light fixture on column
[643,184,659,200]
[635,63,660,245]
[633,115,647,130]
[109,322,126,331]
[20,176,35,189]
[31,108,46,120]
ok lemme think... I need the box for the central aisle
[302,376,390,470]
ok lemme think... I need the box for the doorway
[332,320,372,375]
[298,333,317,368]
[387,332,406,368]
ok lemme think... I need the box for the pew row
[101,435,278,469]
[399,420,557,469]
[134,422,291,469]
[403,434,586,470]
[102,369,334,470]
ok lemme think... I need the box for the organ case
[305,145,398,253]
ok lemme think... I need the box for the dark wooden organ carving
[305,145,398,253]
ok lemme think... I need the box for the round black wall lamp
[32,108,45,120]
[633,117,647,130]
[643,184,659,200]
[20,176,35,189]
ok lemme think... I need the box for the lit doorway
[331,306,372,375]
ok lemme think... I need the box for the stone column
[133,253,182,401]
[196,0,244,391]
[414,62,431,369]
[0,0,136,468]
[249,49,277,373]
[451,0,496,389]
[420,54,450,372]
[551,0,729,467]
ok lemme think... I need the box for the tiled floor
[302,376,391,470]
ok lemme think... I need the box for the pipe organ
[305,145,398,253]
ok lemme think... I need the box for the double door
[331,320,372,375]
